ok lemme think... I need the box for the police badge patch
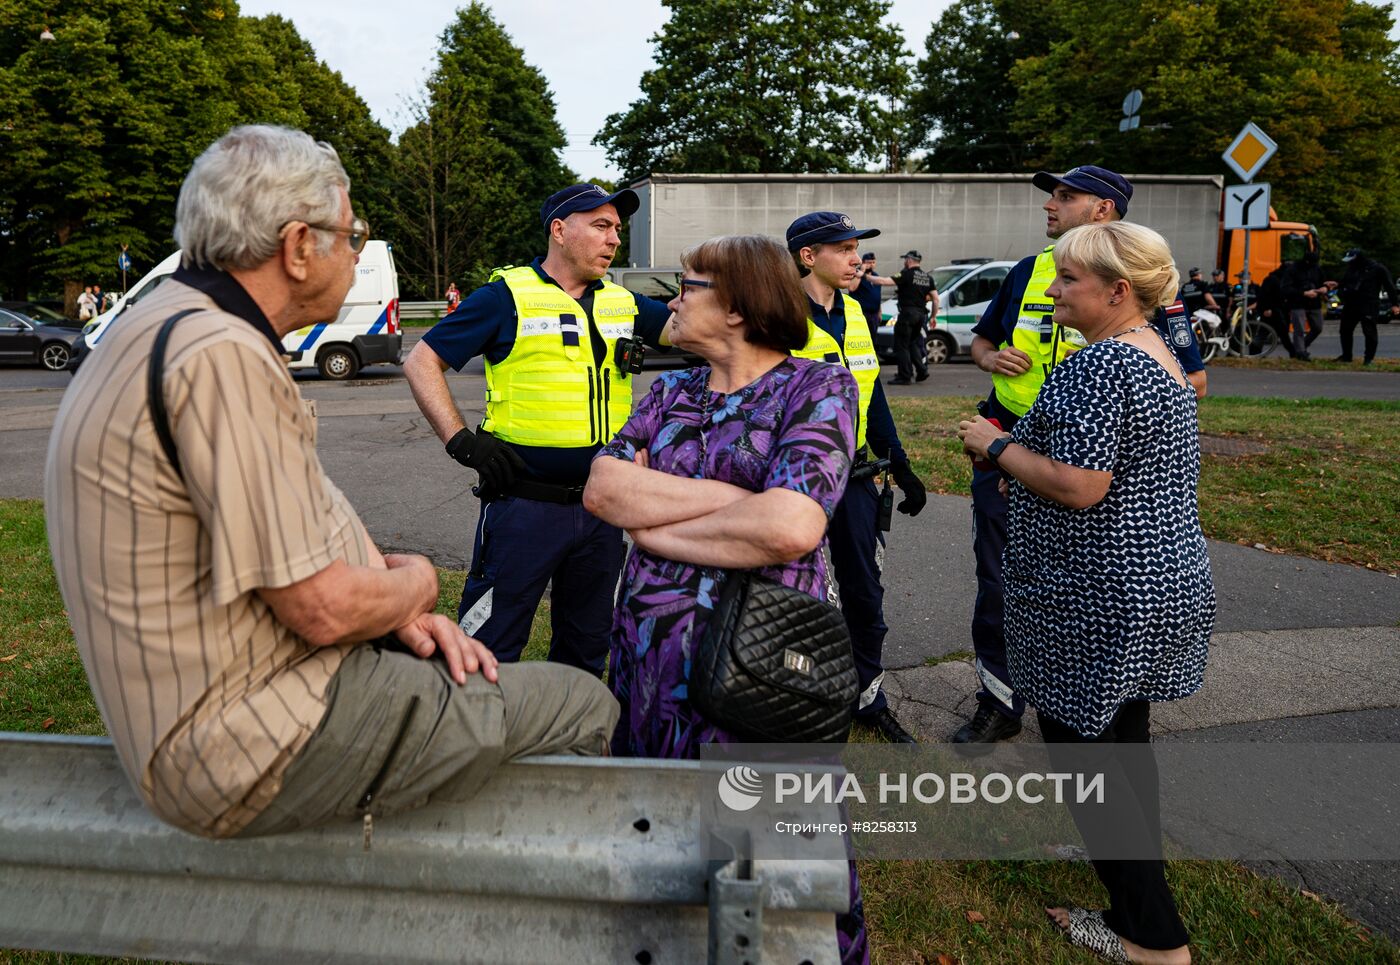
[1165,300,1193,348]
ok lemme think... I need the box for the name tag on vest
[519,316,563,337]
[847,355,880,371]
[598,322,634,340]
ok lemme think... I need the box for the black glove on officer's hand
[446,427,526,494]
[891,460,927,517]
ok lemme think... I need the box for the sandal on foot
[1065,908,1129,962]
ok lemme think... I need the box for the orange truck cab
[1219,206,1319,282]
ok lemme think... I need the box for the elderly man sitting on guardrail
[43,124,618,839]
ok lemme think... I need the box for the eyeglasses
[283,216,370,254]
[679,277,714,300]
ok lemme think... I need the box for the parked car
[0,300,70,325]
[0,308,82,370]
[873,259,1018,363]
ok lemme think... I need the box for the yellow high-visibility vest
[791,292,880,452]
[483,266,639,447]
[991,246,1084,416]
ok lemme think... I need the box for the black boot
[952,704,1022,745]
[861,707,917,744]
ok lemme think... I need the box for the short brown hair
[681,235,809,351]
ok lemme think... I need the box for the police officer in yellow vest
[953,165,1132,746]
[787,212,928,744]
[404,184,673,674]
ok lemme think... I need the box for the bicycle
[1192,305,1282,362]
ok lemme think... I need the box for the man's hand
[446,427,526,492]
[891,460,927,516]
[394,612,499,686]
[985,346,1032,376]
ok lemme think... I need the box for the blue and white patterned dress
[1003,336,1214,738]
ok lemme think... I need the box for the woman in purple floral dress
[584,235,867,963]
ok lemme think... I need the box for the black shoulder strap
[147,309,204,483]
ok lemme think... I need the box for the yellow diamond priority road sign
[1222,122,1277,183]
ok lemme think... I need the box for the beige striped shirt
[44,278,367,837]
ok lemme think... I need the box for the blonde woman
[960,221,1211,964]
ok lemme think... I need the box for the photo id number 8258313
[851,820,918,834]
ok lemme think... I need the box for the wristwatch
[986,436,1012,465]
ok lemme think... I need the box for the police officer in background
[954,165,1132,746]
[1178,267,1219,316]
[888,250,938,385]
[404,183,673,675]
[788,212,928,743]
[1207,268,1230,315]
[848,251,895,331]
[1335,247,1400,364]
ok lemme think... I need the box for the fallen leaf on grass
[964,910,985,923]
[41,717,55,729]
[1301,889,1322,902]
[0,654,17,663]
[937,954,958,965]
[1246,908,1259,918]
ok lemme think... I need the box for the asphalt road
[5,323,1400,399]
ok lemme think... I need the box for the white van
[72,241,401,380]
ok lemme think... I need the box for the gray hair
[174,125,350,271]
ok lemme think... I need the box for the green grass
[1209,355,1400,373]
[924,650,974,668]
[890,395,1400,573]
[2,495,1397,963]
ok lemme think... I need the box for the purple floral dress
[596,356,868,964]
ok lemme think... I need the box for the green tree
[1005,0,1400,263]
[906,0,1047,171]
[0,1,241,307]
[595,0,911,182]
[0,2,391,308]
[905,0,1400,264]
[383,3,572,298]
[241,16,394,236]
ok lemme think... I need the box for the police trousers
[970,465,1026,718]
[828,476,889,717]
[457,495,626,675]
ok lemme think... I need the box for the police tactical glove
[445,427,526,493]
[891,460,927,517]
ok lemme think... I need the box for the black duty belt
[502,479,587,505]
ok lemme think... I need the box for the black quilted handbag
[689,572,858,743]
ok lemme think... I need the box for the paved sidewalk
[884,626,1400,940]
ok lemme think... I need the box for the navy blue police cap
[786,212,880,251]
[1032,165,1133,217]
[541,183,639,229]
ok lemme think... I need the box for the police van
[71,241,401,380]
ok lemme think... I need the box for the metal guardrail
[0,731,847,964]
[400,300,447,320]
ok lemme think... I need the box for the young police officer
[404,184,672,675]
[788,212,928,744]
[955,166,1132,746]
